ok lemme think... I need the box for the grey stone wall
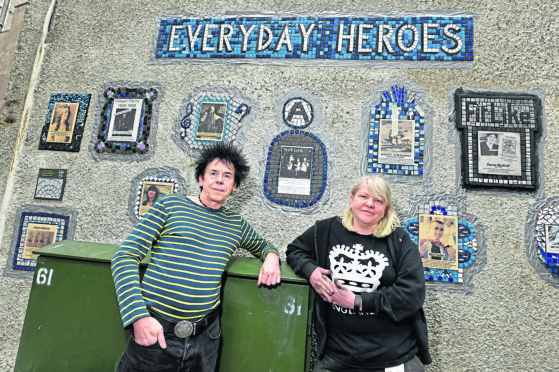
[1,0,558,370]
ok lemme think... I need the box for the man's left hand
[258,252,281,286]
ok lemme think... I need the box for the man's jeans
[116,315,221,372]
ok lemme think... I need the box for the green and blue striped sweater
[111,193,278,328]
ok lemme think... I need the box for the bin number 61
[36,268,53,286]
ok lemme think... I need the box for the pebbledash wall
[0,0,558,370]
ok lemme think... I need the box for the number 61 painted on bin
[36,268,53,286]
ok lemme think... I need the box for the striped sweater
[111,193,278,328]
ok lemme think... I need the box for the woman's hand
[330,278,359,310]
[310,267,336,301]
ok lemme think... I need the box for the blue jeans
[116,315,221,372]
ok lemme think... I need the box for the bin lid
[34,240,307,283]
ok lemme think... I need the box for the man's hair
[195,142,250,188]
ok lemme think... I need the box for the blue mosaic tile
[153,14,474,64]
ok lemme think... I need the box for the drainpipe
[0,0,58,267]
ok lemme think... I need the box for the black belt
[148,307,220,338]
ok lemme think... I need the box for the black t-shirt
[324,219,416,368]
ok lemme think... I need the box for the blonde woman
[286,176,430,371]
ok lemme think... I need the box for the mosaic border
[359,77,433,188]
[401,193,486,294]
[127,167,189,225]
[149,11,475,68]
[449,86,546,197]
[172,84,258,157]
[38,93,91,152]
[88,81,165,162]
[3,205,78,279]
[257,89,335,215]
[526,197,559,290]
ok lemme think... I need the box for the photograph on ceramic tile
[526,197,559,290]
[88,81,164,162]
[359,77,433,188]
[33,169,67,201]
[37,93,91,152]
[3,205,77,279]
[172,85,257,157]
[257,89,334,214]
[450,86,546,197]
[149,12,474,68]
[402,193,485,293]
[127,167,188,225]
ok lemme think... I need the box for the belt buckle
[174,320,194,338]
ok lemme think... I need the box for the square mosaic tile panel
[454,89,544,192]
[10,211,70,272]
[127,167,189,225]
[38,93,91,152]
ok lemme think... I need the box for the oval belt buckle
[174,320,194,338]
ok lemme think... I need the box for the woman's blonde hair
[341,176,400,238]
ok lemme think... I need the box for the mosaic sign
[403,193,485,293]
[34,169,67,201]
[38,93,91,152]
[173,85,257,156]
[526,198,559,290]
[3,205,77,279]
[257,89,334,214]
[89,81,164,162]
[128,167,188,224]
[360,78,433,186]
[150,12,474,67]
[453,88,545,195]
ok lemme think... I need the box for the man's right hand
[132,316,167,349]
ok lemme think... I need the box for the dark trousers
[313,354,425,372]
[116,315,221,372]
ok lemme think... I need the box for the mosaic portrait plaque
[418,214,459,271]
[89,81,164,162]
[3,205,77,279]
[360,78,433,186]
[402,194,485,293]
[150,12,475,68]
[128,167,188,224]
[173,85,257,157]
[526,198,559,290]
[453,87,545,195]
[257,89,334,214]
[38,93,91,152]
[34,169,67,201]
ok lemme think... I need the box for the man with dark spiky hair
[112,142,281,372]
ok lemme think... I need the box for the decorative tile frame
[34,169,67,201]
[402,193,486,293]
[128,167,188,225]
[173,85,257,157]
[526,197,559,290]
[3,205,77,279]
[257,89,334,214]
[359,78,433,188]
[89,81,164,162]
[450,86,546,197]
[150,12,475,68]
[38,93,91,152]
